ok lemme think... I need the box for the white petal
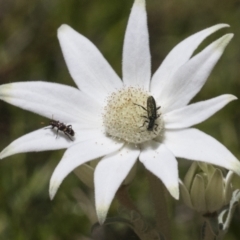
[49,133,123,199]
[58,24,122,102]
[139,141,179,199]
[151,24,229,96]
[94,144,140,224]
[0,128,74,159]
[158,34,233,113]
[0,81,102,125]
[122,0,151,89]
[164,94,237,129]
[164,128,240,176]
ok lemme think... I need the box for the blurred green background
[0,0,240,239]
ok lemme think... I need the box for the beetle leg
[153,123,159,134]
[64,132,73,141]
[56,129,59,139]
[140,120,149,128]
[133,103,148,112]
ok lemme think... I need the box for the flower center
[103,87,164,144]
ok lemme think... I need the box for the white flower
[0,0,239,224]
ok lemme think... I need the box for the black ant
[134,96,161,132]
[46,119,75,141]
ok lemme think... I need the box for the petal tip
[232,161,240,176]
[169,185,180,200]
[226,33,234,39]
[229,95,238,101]
[0,152,5,160]
[213,33,233,53]
[221,33,234,45]
[0,83,12,96]
[97,206,108,225]
[215,23,230,28]
[0,147,11,159]
[58,24,70,34]
[49,180,59,200]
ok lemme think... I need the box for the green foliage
[0,0,240,239]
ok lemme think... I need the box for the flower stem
[146,169,172,240]
[116,185,156,240]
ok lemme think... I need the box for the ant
[134,96,161,132]
[46,119,75,141]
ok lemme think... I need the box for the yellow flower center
[103,87,164,144]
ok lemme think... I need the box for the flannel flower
[0,0,240,224]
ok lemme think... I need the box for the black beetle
[134,96,161,132]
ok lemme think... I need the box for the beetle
[134,96,161,132]
[48,120,75,141]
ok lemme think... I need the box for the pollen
[103,87,164,144]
